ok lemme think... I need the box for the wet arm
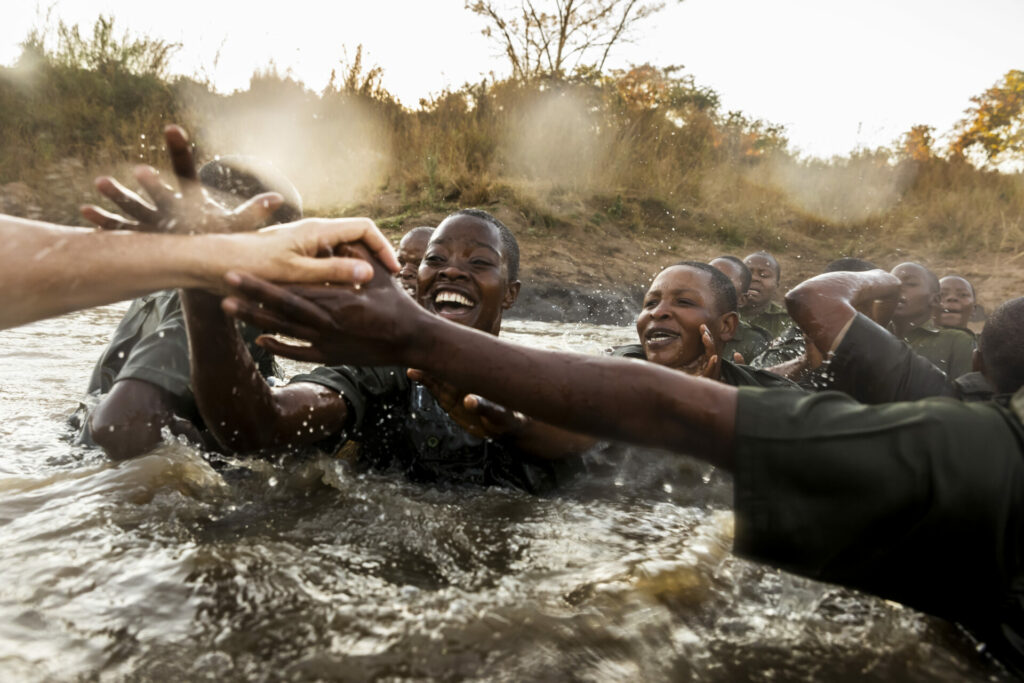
[405,319,739,470]
[785,270,900,356]
[181,289,348,453]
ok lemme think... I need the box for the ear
[502,280,521,310]
[737,290,749,308]
[717,311,739,343]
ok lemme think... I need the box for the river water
[0,308,1006,681]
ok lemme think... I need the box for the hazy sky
[3,0,1021,159]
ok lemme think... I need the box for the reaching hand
[407,368,526,439]
[81,124,282,234]
[221,247,424,366]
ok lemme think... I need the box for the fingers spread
[164,124,199,185]
[80,205,138,232]
[95,176,160,225]
[134,166,179,215]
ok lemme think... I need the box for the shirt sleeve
[290,365,407,438]
[732,386,1024,628]
[826,313,954,403]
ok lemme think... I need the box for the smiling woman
[417,209,521,336]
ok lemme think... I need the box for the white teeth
[435,291,474,307]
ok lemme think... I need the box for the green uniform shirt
[743,300,793,339]
[723,319,772,365]
[292,364,572,493]
[733,386,1024,673]
[609,345,799,389]
[826,313,993,403]
[896,318,976,380]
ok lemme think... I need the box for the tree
[900,124,936,162]
[951,69,1024,166]
[466,0,676,80]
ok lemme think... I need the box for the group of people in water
[3,124,1024,675]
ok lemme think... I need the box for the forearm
[511,421,598,461]
[181,288,283,451]
[1,217,243,329]
[408,317,738,469]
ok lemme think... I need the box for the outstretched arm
[0,214,398,331]
[220,265,739,470]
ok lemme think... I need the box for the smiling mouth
[433,289,477,316]
[644,329,680,347]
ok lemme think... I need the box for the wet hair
[824,257,877,273]
[672,261,738,315]
[199,156,302,225]
[746,251,781,283]
[452,208,520,282]
[978,297,1024,394]
[713,255,752,293]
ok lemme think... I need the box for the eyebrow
[428,238,501,257]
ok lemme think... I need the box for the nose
[650,300,671,319]
[438,261,468,281]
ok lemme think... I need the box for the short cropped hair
[453,208,520,282]
[978,297,1024,394]
[673,260,738,315]
[715,255,752,292]
[199,156,302,225]
[747,251,781,283]
[825,257,877,273]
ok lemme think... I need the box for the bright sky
[2,0,1021,159]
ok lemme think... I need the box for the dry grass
[1,18,1023,308]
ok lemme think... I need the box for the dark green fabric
[292,365,570,493]
[87,290,278,399]
[743,300,793,338]
[733,386,1024,671]
[723,319,772,365]
[897,319,976,380]
[608,345,799,389]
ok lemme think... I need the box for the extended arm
[221,268,739,470]
[0,214,398,331]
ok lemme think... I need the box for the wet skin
[638,265,737,374]
[396,228,433,296]
[891,262,939,336]
[417,215,519,336]
[741,253,779,313]
[710,257,749,308]
[937,275,976,329]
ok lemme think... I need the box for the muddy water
[0,309,1005,681]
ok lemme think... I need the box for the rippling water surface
[0,309,1006,680]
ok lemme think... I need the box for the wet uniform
[292,365,572,493]
[610,345,800,389]
[893,318,976,380]
[743,300,793,339]
[77,291,279,437]
[824,313,993,404]
[732,385,1024,674]
[723,319,773,365]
